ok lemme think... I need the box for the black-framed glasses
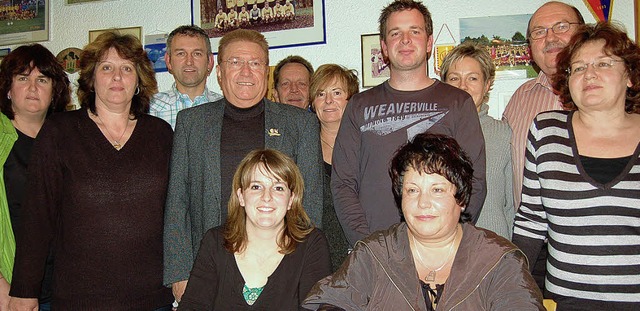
[567,58,625,76]
[223,57,266,71]
[529,22,581,40]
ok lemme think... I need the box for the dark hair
[552,22,640,113]
[526,1,585,40]
[0,44,70,119]
[273,55,314,89]
[309,64,359,111]
[77,31,157,118]
[167,25,212,56]
[389,133,474,222]
[379,0,432,42]
[224,149,312,255]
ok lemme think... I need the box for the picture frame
[360,33,389,88]
[89,26,142,43]
[192,0,326,53]
[0,0,49,46]
[636,0,639,43]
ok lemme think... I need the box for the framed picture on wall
[89,26,142,43]
[360,33,389,88]
[0,0,49,46]
[192,0,326,53]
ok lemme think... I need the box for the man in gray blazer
[163,29,323,303]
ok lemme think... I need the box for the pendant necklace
[96,113,130,150]
[320,138,334,150]
[412,226,458,282]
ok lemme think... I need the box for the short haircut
[440,42,496,104]
[224,149,313,255]
[0,44,70,119]
[167,25,212,56]
[379,0,432,42]
[526,1,585,39]
[273,55,314,89]
[389,133,474,223]
[217,29,269,66]
[77,31,157,118]
[552,21,640,113]
[309,64,359,112]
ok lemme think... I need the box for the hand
[0,277,10,311]
[7,297,37,311]
[172,280,188,303]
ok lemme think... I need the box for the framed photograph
[361,33,389,88]
[636,0,639,43]
[192,0,326,53]
[0,0,49,46]
[89,26,142,43]
[460,14,535,80]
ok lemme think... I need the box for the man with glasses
[162,29,323,304]
[502,0,584,292]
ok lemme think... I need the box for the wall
[2,0,635,117]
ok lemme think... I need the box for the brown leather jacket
[303,223,543,310]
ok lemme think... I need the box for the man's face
[381,9,432,74]
[528,2,581,75]
[166,35,214,92]
[274,62,311,109]
[216,40,269,108]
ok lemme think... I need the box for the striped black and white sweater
[512,110,640,310]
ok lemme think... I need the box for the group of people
[0,0,638,310]
[214,0,295,31]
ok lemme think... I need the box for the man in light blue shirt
[150,25,222,128]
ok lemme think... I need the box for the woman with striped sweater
[512,22,640,310]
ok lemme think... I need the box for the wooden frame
[192,0,326,53]
[0,0,49,46]
[360,33,389,88]
[89,26,142,43]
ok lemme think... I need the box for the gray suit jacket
[163,98,323,285]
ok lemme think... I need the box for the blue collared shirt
[149,83,223,129]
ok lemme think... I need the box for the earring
[134,87,140,95]
[7,94,10,100]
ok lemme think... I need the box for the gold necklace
[320,138,334,149]
[96,113,130,150]
[412,226,458,282]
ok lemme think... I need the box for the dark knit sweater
[9,109,173,310]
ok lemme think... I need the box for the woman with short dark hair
[0,43,70,311]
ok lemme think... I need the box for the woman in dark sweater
[8,32,173,310]
[180,149,331,310]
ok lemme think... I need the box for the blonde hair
[309,64,359,111]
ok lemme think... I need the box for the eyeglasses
[529,22,581,40]
[224,57,266,70]
[567,58,625,76]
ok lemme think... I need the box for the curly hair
[552,22,640,113]
[309,64,359,112]
[389,133,474,223]
[224,149,313,255]
[0,44,70,119]
[77,31,157,118]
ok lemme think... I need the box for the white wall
[2,0,635,117]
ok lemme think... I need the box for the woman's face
[313,79,349,126]
[401,167,462,242]
[568,39,631,112]
[444,57,490,111]
[9,67,53,118]
[93,47,139,110]
[237,164,295,232]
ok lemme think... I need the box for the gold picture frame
[88,26,142,43]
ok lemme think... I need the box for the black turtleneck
[219,100,265,220]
